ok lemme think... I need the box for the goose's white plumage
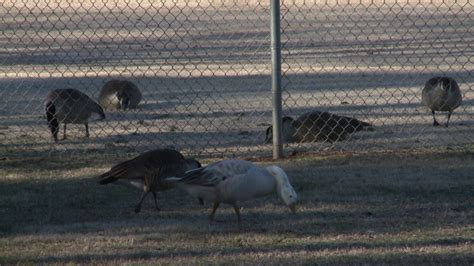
[168,159,297,224]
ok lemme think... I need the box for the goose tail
[98,175,118,185]
[361,121,371,127]
[98,160,132,181]
[360,121,375,131]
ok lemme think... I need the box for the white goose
[167,159,297,224]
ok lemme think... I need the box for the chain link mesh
[280,0,473,153]
[0,0,472,160]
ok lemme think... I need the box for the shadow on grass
[0,152,473,264]
[1,151,473,236]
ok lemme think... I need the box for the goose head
[266,165,298,213]
[117,91,130,110]
[264,116,296,144]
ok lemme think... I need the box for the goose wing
[323,112,371,131]
[99,149,186,182]
[299,111,370,132]
[178,160,255,187]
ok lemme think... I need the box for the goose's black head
[117,91,130,110]
[264,116,295,144]
[440,77,459,93]
[45,102,59,142]
[264,125,273,144]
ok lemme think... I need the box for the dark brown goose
[265,111,372,143]
[98,148,201,213]
[98,79,142,111]
[421,76,462,127]
[45,88,105,141]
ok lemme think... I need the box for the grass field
[1,148,473,264]
[0,1,473,263]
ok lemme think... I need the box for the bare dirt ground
[0,148,473,264]
[0,1,473,159]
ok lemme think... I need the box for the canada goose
[45,88,105,141]
[166,159,297,224]
[421,76,462,127]
[265,111,372,143]
[98,79,142,111]
[98,148,201,213]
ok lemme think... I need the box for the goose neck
[266,166,289,191]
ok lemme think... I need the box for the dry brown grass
[0,148,473,264]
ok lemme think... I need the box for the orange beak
[288,204,297,213]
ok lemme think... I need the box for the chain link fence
[279,0,473,155]
[0,0,472,160]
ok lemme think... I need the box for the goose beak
[288,204,297,213]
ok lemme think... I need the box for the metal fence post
[270,0,283,159]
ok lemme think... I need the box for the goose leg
[209,202,220,221]
[432,110,440,126]
[152,191,160,211]
[85,122,90,138]
[233,203,242,225]
[445,111,452,127]
[63,123,67,140]
[135,191,149,213]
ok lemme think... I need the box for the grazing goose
[45,88,105,141]
[265,111,372,143]
[98,149,201,213]
[167,159,297,224]
[98,79,142,111]
[421,76,462,127]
